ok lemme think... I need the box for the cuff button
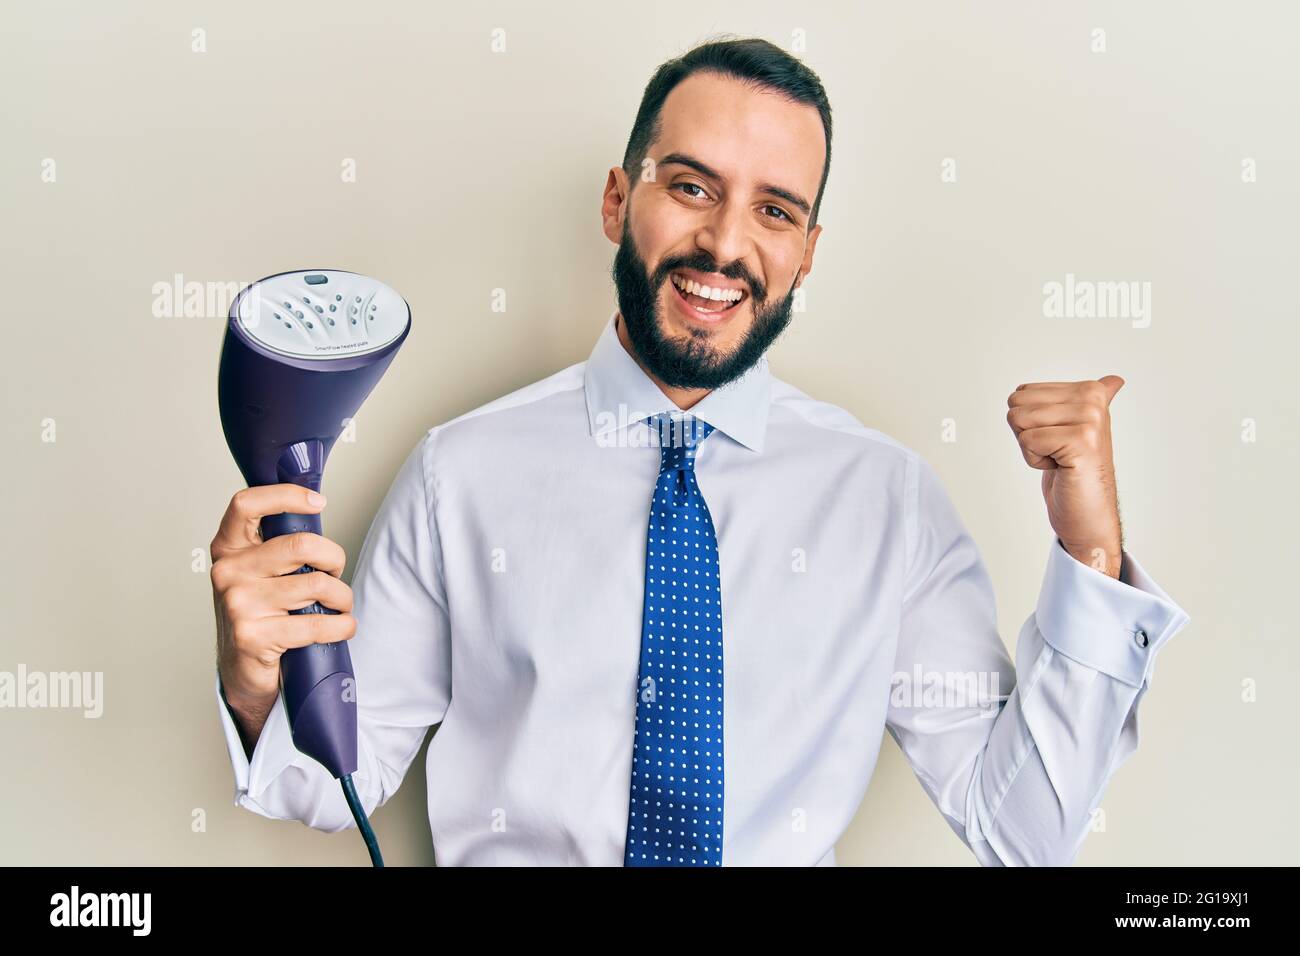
[1134,628,1149,648]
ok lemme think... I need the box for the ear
[795,222,823,287]
[601,167,631,245]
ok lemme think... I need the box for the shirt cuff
[215,672,301,802]
[1034,538,1190,689]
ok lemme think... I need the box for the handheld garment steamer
[218,269,411,867]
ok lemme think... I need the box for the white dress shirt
[216,309,1190,866]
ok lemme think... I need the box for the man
[210,37,1188,866]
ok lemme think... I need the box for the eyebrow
[658,151,812,218]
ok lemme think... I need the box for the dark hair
[621,35,833,229]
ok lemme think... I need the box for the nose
[693,198,752,283]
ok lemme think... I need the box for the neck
[614,312,711,411]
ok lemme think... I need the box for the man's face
[605,71,825,390]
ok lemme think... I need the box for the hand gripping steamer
[218,269,411,866]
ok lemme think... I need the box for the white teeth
[672,273,744,303]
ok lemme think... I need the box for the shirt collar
[584,309,771,453]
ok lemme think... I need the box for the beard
[610,213,797,390]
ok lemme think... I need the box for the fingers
[232,612,358,662]
[1006,377,1121,470]
[211,485,326,560]
[212,487,356,694]
[222,570,355,620]
[1097,374,1126,400]
[1008,377,1124,408]
[250,532,347,579]
[1007,402,1107,435]
[273,611,357,650]
[212,531,347,587]
[1015,424,1092,469]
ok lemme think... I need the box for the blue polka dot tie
[624,412,724,867]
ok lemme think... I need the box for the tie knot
[646,413,715,474]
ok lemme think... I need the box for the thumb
[1099,374,1125,403]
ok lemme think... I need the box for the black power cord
[340,774,384,867]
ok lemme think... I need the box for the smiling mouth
[668,272,748,319]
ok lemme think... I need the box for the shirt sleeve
[885,454,1190,866]
[214,429,452,832]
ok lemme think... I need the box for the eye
[762,204,792,223]
[672,182,708,200]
